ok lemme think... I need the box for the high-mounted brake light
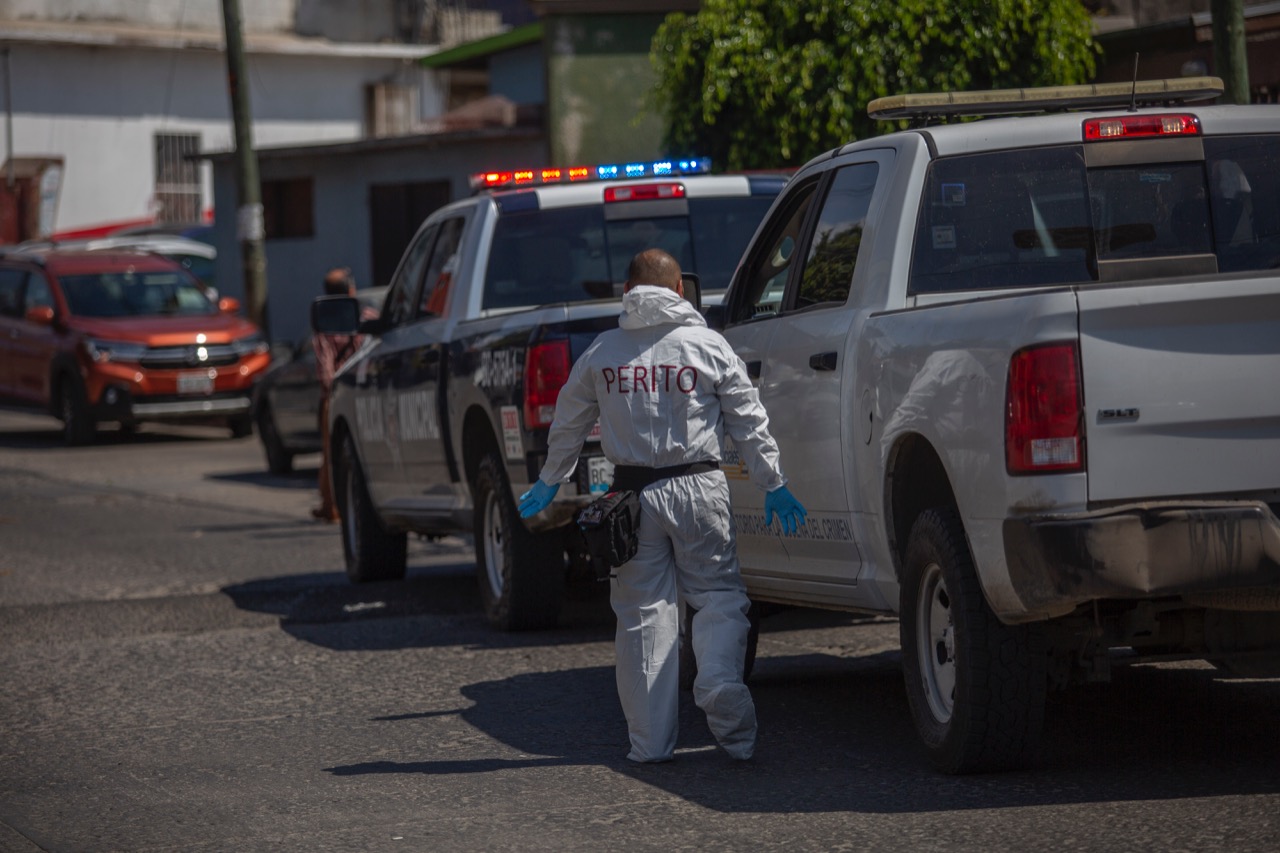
[470,157,711,191]
[604,183,687,203]
[524,340,572,429]
[1083,114,1201,141]
[1006,343,1085,475]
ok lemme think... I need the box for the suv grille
[139,344,243,369]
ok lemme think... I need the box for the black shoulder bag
[576,490,641,579]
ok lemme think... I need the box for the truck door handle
[809,351,838,371]
[745,360,761,379]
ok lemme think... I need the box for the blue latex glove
[764,485,807,535]
[518,480,560,518]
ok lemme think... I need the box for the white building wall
[0,0,295,33]
[3,40,436,235]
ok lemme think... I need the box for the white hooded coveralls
[537,284,787,762]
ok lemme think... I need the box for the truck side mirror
[311,294,360,335]
[680,272,701,313]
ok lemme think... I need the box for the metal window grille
[154,133,202,223]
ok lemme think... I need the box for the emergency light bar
[470,157,712,191]
[867,77,1224,122]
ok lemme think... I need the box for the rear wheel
[336,436,406,582]
[900,507,1046,774]
[472,452,564,631]
[58,374,96,446]
[256,404,294,474]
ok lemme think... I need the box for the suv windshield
[909,133,1280,293]
[61,271,217,318]
[482,196,774,310]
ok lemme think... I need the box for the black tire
[228,413,253,439]
[336,436,407,583]
[900,507,1047,774]
[57,374,96,446]
[472,452,564,631]
[679,601,761,691]
[256,405,294,474]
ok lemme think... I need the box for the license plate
[177,371,214,395]
[587,456,614,495]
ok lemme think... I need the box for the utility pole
[219,0,269,334]
[1210,0,1250,104]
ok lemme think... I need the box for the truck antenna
[1130,53,1140,111]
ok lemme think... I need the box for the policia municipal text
[520,248,806,763]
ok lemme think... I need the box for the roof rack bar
[867,76,1224,122]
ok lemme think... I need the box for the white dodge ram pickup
[711,78,1280,773]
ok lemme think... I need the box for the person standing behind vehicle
[518,248,807,763]
[312,267,369,522]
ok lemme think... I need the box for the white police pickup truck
[712,78,1280,772]
[313,157,783,631]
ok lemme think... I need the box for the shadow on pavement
[222,537,617,651]
[207,467,320,492]
[0,415,243,448]
[320,648,1280,813]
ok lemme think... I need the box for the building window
[261,178,314,239]
[369,180,451,285]
[154,133,202,224]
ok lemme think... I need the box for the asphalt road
[1,408,1279,852]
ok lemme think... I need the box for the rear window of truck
[482,196,775,310]
[909,134,1280,294]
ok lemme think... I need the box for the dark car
[252,286,386,473]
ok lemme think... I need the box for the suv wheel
[472,451,563,631]
[228,414,253,439]
[256,405,294,474]
[337,435,407,582]
[58,374,96,446]
[900,507,1046,774]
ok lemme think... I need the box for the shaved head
[625,249,683,294]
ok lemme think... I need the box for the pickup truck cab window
[910,133,1280,295]
[729,179,819,323]
[794,162,880,309]
[383,223,437,326]
[418,216,466,317]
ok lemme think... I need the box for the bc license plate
[177,371,214,395]
[587,456,614,495]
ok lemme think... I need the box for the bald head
[624,249,683,295]
[323,267,355,296]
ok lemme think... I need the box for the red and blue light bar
[471,157,712,191]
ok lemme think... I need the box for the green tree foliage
[650,0,1098,169]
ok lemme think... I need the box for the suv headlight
[83,338,148,363]
[232,333,270,357]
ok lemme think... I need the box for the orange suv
[0,247,270,444]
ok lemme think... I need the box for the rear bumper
[1003,501,1280,614]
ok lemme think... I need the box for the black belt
[610,460,720,492]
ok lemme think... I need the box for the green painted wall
[545,14,668,166]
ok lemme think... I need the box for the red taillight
[523,340,572,429]
[1006,343,1084,474]
[604,183,687,203]
[1083,113,1201,141]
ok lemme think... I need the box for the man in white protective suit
[518,248,807,764]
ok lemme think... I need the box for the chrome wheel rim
[481,491,507,600]
[916,559,956,724]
